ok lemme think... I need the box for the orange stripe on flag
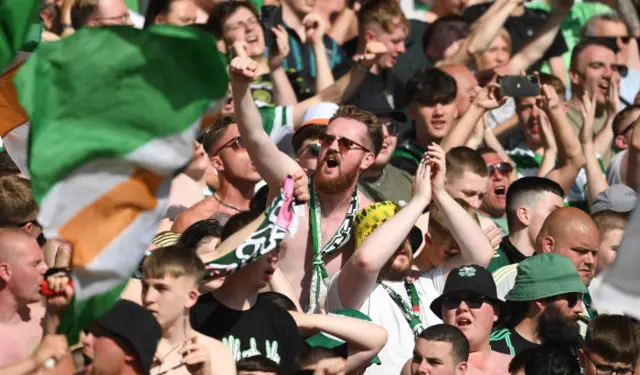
[60,169,163,267]
[0,64,28,137]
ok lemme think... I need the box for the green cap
[505,253,588,302]
[304,309,381,366]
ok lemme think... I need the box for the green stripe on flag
[14,25,229,203]
[58,281,128,345]
[0,0,39,70]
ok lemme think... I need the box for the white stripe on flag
[3,122,30,177]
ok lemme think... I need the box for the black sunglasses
[214,136,245,155]
[442,293,490,310]
[583,350,635,375]
[548,292,582,308]
[16,219,40,228]
[318,133,371,153]
[299,142,321,157]
[382,121,398,136]
[613,64,629,78]
[487,162,513,176]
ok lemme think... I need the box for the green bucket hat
[304,309,382,366]
[505,253,588,302]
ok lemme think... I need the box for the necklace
[213,191,249,212]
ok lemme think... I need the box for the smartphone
[500,75,540,97]
[261,6,280,55]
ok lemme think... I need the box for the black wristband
[44,267,71,278]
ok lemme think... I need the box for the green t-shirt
[525,1,613,75]
[487,247,512,273]
[258,105,294,146]
[358,164,414,205]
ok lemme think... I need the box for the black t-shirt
[463,4,567,73]
[190,293,302,373]
[490,327,539,356]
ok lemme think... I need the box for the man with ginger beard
[228,52,389,312]
[493,207,601,334]
[325,144,494,375]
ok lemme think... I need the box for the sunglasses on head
[382,121,398,136]
[318,133,371,154]
[442,293,490,310]
[214,136,245,155]
[487,162,513,176]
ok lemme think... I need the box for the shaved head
[439,65,478,114]
[0,228,47,304]
[536,207,600,285]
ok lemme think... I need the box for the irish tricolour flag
[13,25,228,342]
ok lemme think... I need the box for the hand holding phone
[499,75,540,97]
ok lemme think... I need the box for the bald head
[536,207,600,285]
[0,228,41,262]
[439,65,478,115]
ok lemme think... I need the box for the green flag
[14,24,229,343]
[0,0,39,70]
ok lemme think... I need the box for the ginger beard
[315,149,361,194]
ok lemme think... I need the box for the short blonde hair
[0,176,37,227]
[428,198,479,239]
[142,245,205,284]
[358,0,410,36]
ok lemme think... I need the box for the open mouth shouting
[455,316,473,329]
[323,153,341,170]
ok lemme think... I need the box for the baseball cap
[355,201,423,251]
[591,184,638,214]
[300,102,339,129]
[505,253,588,302]
[430,265,503,318]
[93,299,162,374]
[305,309,381,366]
[347,92,407,124]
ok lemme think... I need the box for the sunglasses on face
[583,350,635,375]
[613,64,629,78]
[318,133,371,154]
[214,136,245,155]
[487,162,513,176]
[382,121,398,136]
[300,142,321,157]
[442,293,490,310]
[548,292,582,308]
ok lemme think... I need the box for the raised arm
[336,156,433,309]
[541,84,586,196]
[627,118,640,193]
[290,41,388,128]
[291,311,388,373]
[507,2,572,74]
[580,92,609,207]
[440,83,506,151]
[231,56,304,191]
[269,26,299,106]
[437,0,519,66]
[304,14,335,91]
[537,111,558,178]
[428,144,494,275]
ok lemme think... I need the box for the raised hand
[427,143,446,195]
[181,336,213,375]
[472,82,507,111]
[231,40,250,58]
[356,41,388,70]
[292,170,310,203]
[483,225,503,249]
[230,56,258,84]
[45,272,74,313]
[579,92,597,145]
[605,77,620,117]
[411,154,433,206]
[268,25,291,70]
[33,334,69,369]
[303,13,326,45]
[540,83,562,114]
[539,110,557,151]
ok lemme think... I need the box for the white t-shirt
[325,267,446,375]
[606,150,626,186]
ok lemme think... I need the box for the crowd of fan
[1,0,640,373]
